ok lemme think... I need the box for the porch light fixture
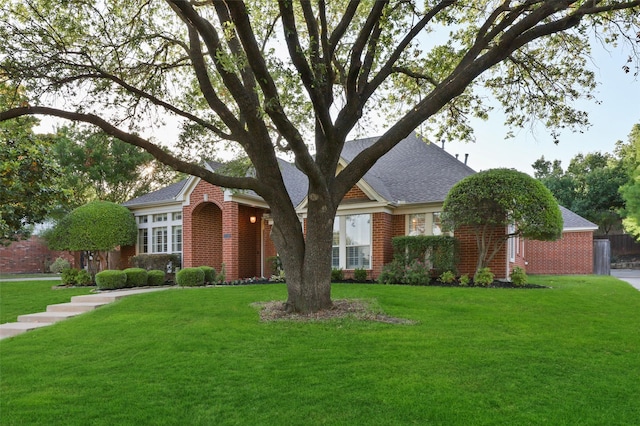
[250,216,257,224]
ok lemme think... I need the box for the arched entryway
[187,202,223,271]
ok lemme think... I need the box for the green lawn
[0,279,92,323]
[1,275,639,425]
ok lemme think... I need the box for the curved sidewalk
[610,269,640,291]
[0,287,172,340]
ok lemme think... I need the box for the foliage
[269,270,286,283]
[129,254,181,271]
[49,257,70,274]
[176,267,205,287]
[331,268,344,282]
[510,267,528,287]
[266,256,283,276]
[533,149,630,233]
[391,236,459,276]
[1,1,638,312]
[51,125,181,208]
[353,268,368,282]
[147,270,166,287]
[438,271,456,284]
[474,268,495,287]
[621,124,640,240]
[60,268,79,286]
[123,268,148,288]
[443,168,562,273]
[199,266,217,284]
[0,83,70,244]
[459,274,471,287]
[377,262,404,285]
[402,260,431,286]
[95,270,128,290]
[217,264,227,284]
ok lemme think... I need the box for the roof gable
[559,206,598,231]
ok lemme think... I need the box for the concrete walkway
[610,269,640,291]
[0,287,172,340]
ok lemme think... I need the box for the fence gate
[593,239,611,275]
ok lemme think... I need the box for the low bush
[147,270,166,286]
[378,262,404,285]
[474,267,494,287]
[331,268,344,282]
[49,257,71,274]
[353,268,368,282]
[510,266,528,287]
[438,270,456,284]
[75,269,93,286]
[60,268,79,286]
[403,260,431,285]
[176,267,205,287]
[217,264,227,283]
[199,266,217,284]
[459,274,470,287]
[124,268,148,288]
[95,270,128,290]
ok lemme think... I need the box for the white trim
[563,227,598,232]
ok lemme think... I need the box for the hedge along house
[122,132,597,280]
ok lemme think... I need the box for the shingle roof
[340,133,476,203]
[122,179,188,207]
[559,205,598,230]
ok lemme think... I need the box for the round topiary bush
[147,270,166,286]
[199,266,217,284]
[95,270,128,290]
[176,267,205,287]
[123,268,148,288]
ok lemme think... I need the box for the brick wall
[0,236,76,274]
[371,212,394,278]
[343,185,371,201]
[525,231,594,274]
[456,225,508,278]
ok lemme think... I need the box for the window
[172,212,182,221]
[152,227,168,253]
[172,225,182,252]
[333,214,371,269]
[408,213,426,236]
[137,215,148,224]
[432,212,443,236]
[138,229,148,254]
[508,224,516,262]
[153,213,167,222]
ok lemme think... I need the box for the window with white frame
[172,225,182,252]
[432,212,443,236]
[172,212,182,221]
[153,213,168,222]
[332,214,371,269]
[406,212,448,236]
[508,224,516,262]
[138,229,148,254]
[152,227,168,253]
[408,213,426,236]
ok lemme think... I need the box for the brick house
[121,133,597,280]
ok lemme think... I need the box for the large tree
[442,168,563,273]
[1,1,639,312]
[621,124,640,239]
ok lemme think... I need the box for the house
[121,133,598,280]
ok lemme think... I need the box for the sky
[442,45,640,175]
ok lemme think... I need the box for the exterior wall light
[250,216,257,224]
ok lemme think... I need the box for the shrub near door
[176,268,205,287]
[95,270,127,290]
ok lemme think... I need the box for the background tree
[1,1,639,312]
[532,150,630,234]
[0,83,70,244]
[442,168,563,274]
[52,125,181,208]
[621,124,640,239]
[44,201,137,277]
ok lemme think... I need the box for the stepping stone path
[0,287,171,340]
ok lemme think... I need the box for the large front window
[172,225,182,253]
[138,229,148,254]
[332,214,371,269]
[152,227,168,253]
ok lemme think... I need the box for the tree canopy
[442,168,562,273]
[1,1,639,312]
[621,124,640,239]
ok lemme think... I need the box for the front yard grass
[1,275,639,425]
[0,280,92,323]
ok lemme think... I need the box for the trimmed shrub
[75,269,93,286]
[353,268,367,282]
[459,274,470,287]
[391,235,459,276]
[176,267,205,287]
[331,268,344,282]
[510,266,528,287]
[403,260,430,285]
[147,270,166,286]
[378,262,404,285]
[474,267,494,287]
[61,268,79,285]
[95,270,128,290]
[49,257,70,274]
[199,266,217,284]
[129,253,181,271]
[123,268,148,288]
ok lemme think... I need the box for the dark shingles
[122,179,188,206]
[559,205,598,230]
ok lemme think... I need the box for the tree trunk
[269,184,336,313]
